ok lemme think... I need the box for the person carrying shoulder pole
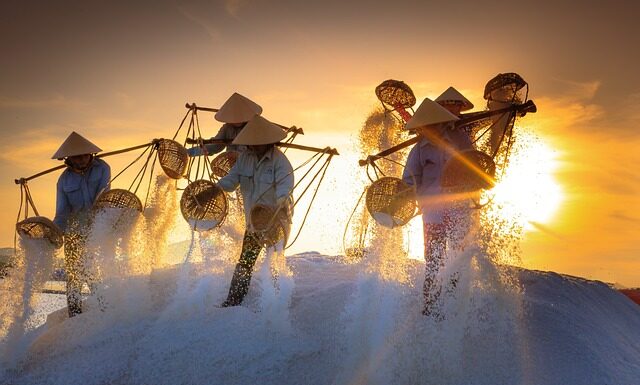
[187,92,262,157]
[215,115,294,307]
[435,86,474,118]
[401,99,473,317]
[52,132,111,317]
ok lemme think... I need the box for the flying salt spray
[336,108,413,385]
[0,238,56,370]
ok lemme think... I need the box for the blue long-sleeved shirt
[187,123,247,156]
[53,158,111,231]
[402,129,472,224]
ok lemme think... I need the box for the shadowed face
[67,154,93,170]
[416,123,445,139]
[248,144,272,159]
[441,103,463,117]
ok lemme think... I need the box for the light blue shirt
[218,147,294,227]
[53,158,111,231]
[402,129,472,224]
[187,123,247,156]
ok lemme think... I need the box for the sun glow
[488,132,563,230]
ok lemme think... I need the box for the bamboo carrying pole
[358,100,536,166]
[184,103,301,133]
[184,137,338,156]
[14,140,159,185]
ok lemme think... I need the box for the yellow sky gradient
[1,1,639,286]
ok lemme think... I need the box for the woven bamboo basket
[250,204,288,247]
[180,179,228,231]
[483,73,528,103]
[16,216,64,249]
[94,189,143,212]
[157,139,188,179]
[210,151,239,179]
[441,150,496,193]
[365,177,417,228]
[375,80,416,110]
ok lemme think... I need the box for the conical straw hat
[232,115,286,145]
[404,98,460,131]
[435,87,474,111]
[214,92,263,123]
[51,131,102,159]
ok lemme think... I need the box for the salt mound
[1,253,639,385]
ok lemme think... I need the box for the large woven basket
[250,204,288,247]
[94,189,143,212]
[441,150,496,193]
[483,73,528,103]
[210,151,239,179]
[365,177,417,228]
[16,216,64,249]
[375,80,416,110]
[157,139,188,179]
[180,179,228,231]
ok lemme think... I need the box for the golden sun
[488,132,563,230]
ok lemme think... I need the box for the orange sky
[1,1,639,286]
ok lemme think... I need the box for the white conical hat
[51,131,102,159]
[232,115,286,145]
[435,87,474,111]
[404,98,460,131]
[214,92,263,123]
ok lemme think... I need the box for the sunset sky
[1,1,639,286]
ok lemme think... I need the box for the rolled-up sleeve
[217,160,241,192]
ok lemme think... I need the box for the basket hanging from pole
[210,151,239,179]
[365,177,417,228]
[441,150,496,193]
[16,217,64,249]
[93,188,143,212]
[483,73,528,104]
[180,179,228,231]
[157,139,188,179]
[250,204,288,247]
[375,80,417,111]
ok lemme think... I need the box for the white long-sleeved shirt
[217,147,294,228]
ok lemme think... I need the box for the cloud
[225,0,245,18]
[550,78,601,101]
[0,94,87,110]
[177,6,222,43]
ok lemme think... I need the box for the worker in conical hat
[435,86,474,117]
[188,92,263,157]
[402,99,473,317]
[52,131,111,317]
[436,86,476,144]
[216,115,294,307]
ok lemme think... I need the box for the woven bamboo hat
[404,98,460,131]
[52,131,102,159]
[232,115,286,145]
[435,87,474,111]
[214,92,263,123]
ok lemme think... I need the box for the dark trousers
[423,223,447,316]
[223,232,263,306]
[64,230,87,317]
